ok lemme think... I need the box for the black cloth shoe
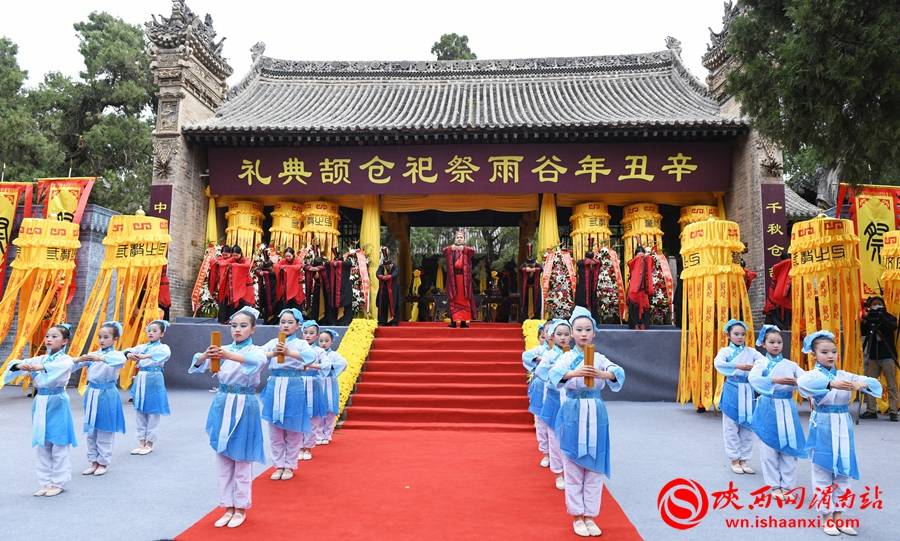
[448,321,457,328]
[859,411,877,420]
[890,413,898,422]
[460,321,469,328]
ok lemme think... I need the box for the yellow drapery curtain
[569,202,612,260]
[301,201,341,257]
[204,186,218,246]
[677,218,754,410]
[789,216,862,372]
[68,215,171,392]
[0,219,80,390]
[360,195,380,318]
[225,201,264,256]
[537,193,560,255]
[380,193,538,213]
[879,231,900,412]
[269,202,304,253]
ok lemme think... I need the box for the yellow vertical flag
[855,191,895,298]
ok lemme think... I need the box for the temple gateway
[145,0,819,322]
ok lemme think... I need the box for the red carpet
[177,430,643,540]
[344,322,534,431]
[177,323,642,540]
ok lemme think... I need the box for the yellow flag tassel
[677,218,754,410]
[68,215,171,393]
[0,219,80,390]
[788,216,862,371]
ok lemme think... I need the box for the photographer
[860,296,899,421]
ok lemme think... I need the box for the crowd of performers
[202,228,678,330]
[3,307,347,529]
[520,311,882,537]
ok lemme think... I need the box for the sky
[2,0,729,88]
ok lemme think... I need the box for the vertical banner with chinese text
[760,184,788,293]
[36,177,95,223]
[0,182,34,289]
[854,189,896,298]
[149,184,173,223]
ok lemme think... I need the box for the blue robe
[714,344,765,427]
[128,341,171,415]
[260,335,316,433]
[77,347,127,434]
[548,347,625,475]
[190,340,267,464]
[798,365,882,479]
[748,354,806,457]
[535,346,566,427]
[3,350,78,447]
[319,349,348,414]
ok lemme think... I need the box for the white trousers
[87,430,115,466]
[759,439,797,489]
[548,426,564,474]
[318,412,337,440]
[305,418,322,447]
[562,455,603,517]
[217,454,253,509]
[722,415,754,461]
[812,463,851,513]
[535,416,549,454]
[36,443,71,488]
[135,412,160,444]
[269,425,303,469]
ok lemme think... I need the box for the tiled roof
[184,50,746,141]
[785,185,822,220]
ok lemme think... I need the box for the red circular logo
[657,478,709,530]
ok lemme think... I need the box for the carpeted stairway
[343,322,534,431]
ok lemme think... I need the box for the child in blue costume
[748,325,806,500]
[536,318,572,490]
[190,306,267,529]
[73,321,126,476]
[316,328,348,444]
[3,324,77,497]
[126,319,171,455]
[714,319,765,474]
[549,306,624,537]
[798,330,882,537]
[523,324,549,467]
[261,308,316,481]
[299,319,327,460]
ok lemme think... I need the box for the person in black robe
[376,247,402,326]
[254,248,278,324]
[574,240,601,320]
[326,247,354,325]
[303,246,329,322]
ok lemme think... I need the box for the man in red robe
[211,245,233,323]
[764,258,792,328]
[158,265,171,321]
[220,245,255,323]
[443,229,476,328]
[275,246,305,315]
[626,246,655,330]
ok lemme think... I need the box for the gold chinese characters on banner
[301,201,340,256]
[788,216,862,372]
[569,202,611,260]
[0,219,80,390]
[678,218,754,410]
[67,215,171,392]
[225,201,264,256]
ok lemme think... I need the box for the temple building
[144,0,818,321]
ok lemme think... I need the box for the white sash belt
[737,382,754,424]
[272,377,289,423]
[577,399,598,459]
[217,393,246,453]
[325,376,334,406]
[32,395,49,446]
[828,412,852,474]
[774,398,797,449]
[85,388,101,430]
[134,371,148,410]
[305,378,315,410]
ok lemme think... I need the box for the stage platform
[163,319,690,402]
